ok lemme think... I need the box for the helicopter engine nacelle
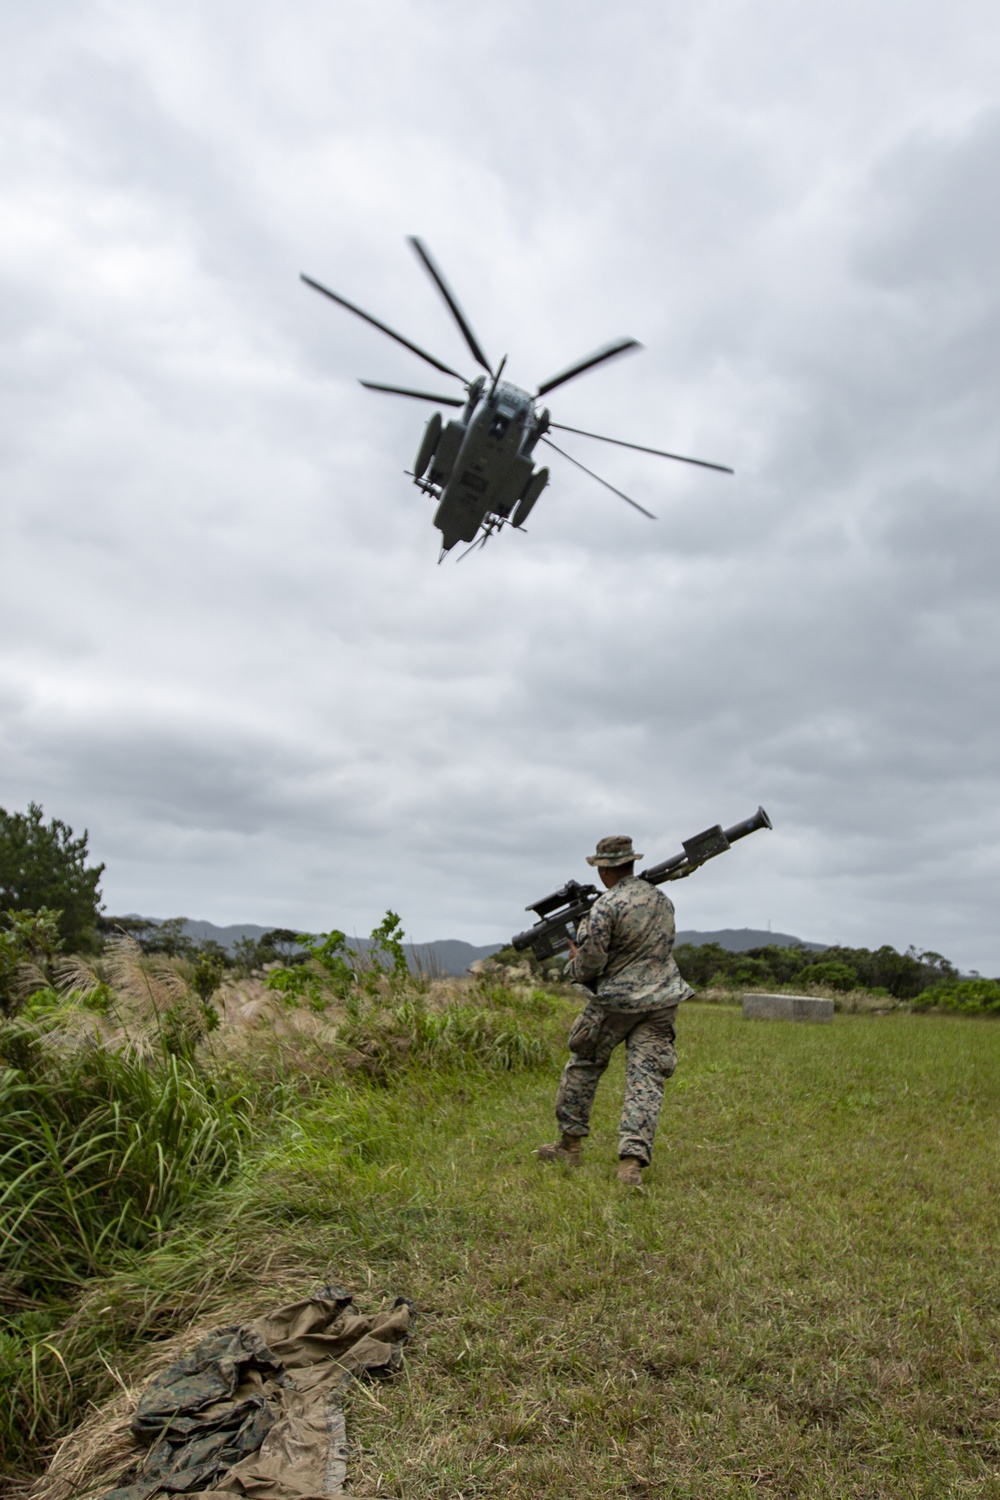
[414,412,443,479]
[428,419,465,486]
[511,466,549,528]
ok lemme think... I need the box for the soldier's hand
[566,938,578,958]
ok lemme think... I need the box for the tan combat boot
[617,1156,644,1188]
[536,1133,582,1167]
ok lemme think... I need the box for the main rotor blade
[300,273,468,382]
[541,436,656,520]
[408,237,493,375]
[536,338,641,398]
[549,422,734,474]
[360,380,464,406]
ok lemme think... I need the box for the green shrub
[266,914,412,1017]
[708,955,775,990]
[192,946,226,1003]
[0,907,63,1015]
[266,927,357,1013]
[793,960,859,993]
[266,960,331,1012]
[365,911,409,986]
[911,978,1000,1014]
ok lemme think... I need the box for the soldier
[536,835,693,1187]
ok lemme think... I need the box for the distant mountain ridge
[117,918,826,976]
[675,927,827,953]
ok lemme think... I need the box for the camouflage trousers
[555,1001,678,1166]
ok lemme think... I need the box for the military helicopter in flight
[301,238,732,560]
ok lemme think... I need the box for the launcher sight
[511,806,772,962]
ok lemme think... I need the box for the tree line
[673,940,964,998]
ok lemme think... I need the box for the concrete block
[742,992,834,1022]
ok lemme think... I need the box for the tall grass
[0,1047,250,1298]
[337,985,556,1082]
[0,941,267,1477]
[0,1017,261,1470]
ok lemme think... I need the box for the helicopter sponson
[301,238,733,560]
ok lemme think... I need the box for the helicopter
[301,238,733,560]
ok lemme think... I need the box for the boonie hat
[586,834,643,868]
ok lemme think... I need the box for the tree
[192,944,227,1004]
[232,929,311,974]
[97,915,156,944]
[140,917,197,958]
[0,803,104,951]
[261,929,309,964]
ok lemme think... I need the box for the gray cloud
[2,0,1000,969]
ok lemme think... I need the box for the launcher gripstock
[511,806,773,962]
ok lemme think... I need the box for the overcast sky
[2,0,999,970]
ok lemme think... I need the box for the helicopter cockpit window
[489,406,517,439]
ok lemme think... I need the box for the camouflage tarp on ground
[100,1288,411,1500]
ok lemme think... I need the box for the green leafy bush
[307,928,359,996]
[266,927,356,1012]
[911,978,1000,1014]
[365,911,409,985]
[0,907,62,1015]
[193,947,226,1002]
[266,913,411,1016]
[793,960,859,993]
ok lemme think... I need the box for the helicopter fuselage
[414,378,551,553]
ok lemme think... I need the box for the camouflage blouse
[565,877,694,1012]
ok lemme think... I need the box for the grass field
[20,999,1000,1499]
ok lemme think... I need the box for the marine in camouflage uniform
[538,834,693,1183]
